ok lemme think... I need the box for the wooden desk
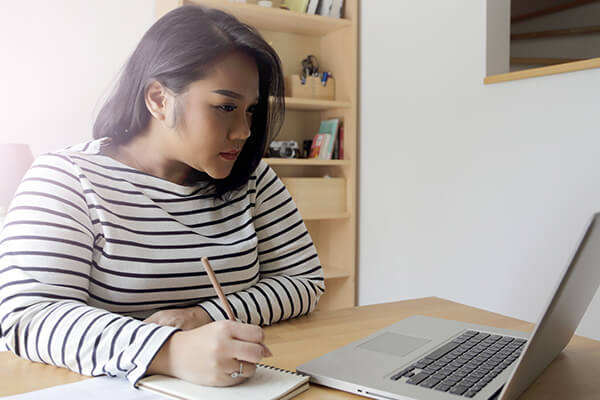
[1,297,599,399]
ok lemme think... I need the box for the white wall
[0,0,155,156]
[359,0,600,340]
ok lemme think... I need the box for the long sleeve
[0,154,178,385]
[198,163,325,325]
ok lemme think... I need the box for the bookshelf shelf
[324,266,351,280]
[156,0,358,312]
[302,212,351,221]
[180,0,352,36]
[264,158,350,166]
[285,97,351,111]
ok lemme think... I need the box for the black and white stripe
[0,139,324,385]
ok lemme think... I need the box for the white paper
[3,377,162,400]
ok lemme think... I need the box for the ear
[145,80,177,128]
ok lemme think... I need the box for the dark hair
[93,5,284,197]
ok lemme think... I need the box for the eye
[216,104,237,112]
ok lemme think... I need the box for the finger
[261,343,273,357]
[232,340,267,364]
[227,321,265,345]
[143,314,160,324]
[224,360,257,380]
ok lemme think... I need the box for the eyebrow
[212,89,259,102]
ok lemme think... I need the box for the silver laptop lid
[499,213,600,400]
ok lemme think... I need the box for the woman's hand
[148,320,273,387]
[144,306,213,330]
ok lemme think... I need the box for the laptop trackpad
[358,332,431,357]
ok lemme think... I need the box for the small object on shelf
[320,71,329,86]
[268,140,300,158]
[316,0,344,18]
[301,54,319,83]
[317,0,333,16]
[309,133,330,159]
[302,140,312,158]
[337,123,344,160]
[257,0,273,7]
[306,0,320,14]
[286,74,335,100]
[329,0,344,18]
[317,118,340,160]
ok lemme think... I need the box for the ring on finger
[230,362,243,378]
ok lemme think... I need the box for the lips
[219,150,240,161]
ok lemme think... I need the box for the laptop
[297,213,600,400]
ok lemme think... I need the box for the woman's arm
[196,162,325,325]
[0,154,178,385]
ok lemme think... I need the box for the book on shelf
[332,123,342,160]
[329,0,344,18]
[138,364,309,400]
[317,118,340,160]
[281,0,309,13]
[281,0,343,18]
[306,0,320,14]
[309,133,330,159]
[338,123,344,160]
[317,0,332,16]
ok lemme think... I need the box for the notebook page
[138,364,309,400]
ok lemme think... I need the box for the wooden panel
[485,56,600,84]
[281,177,346,218]
[259,30,320,78]
[3,298,600,398]
[156,0,359,311]
[183,0,351,36]
[264,158,350,166]
[323,265,351,280]
[286,75,335,100]
[315,278,355,310]
[276,110,322,144]
[284,97,351,111]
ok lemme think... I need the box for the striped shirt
[0,138,324,385]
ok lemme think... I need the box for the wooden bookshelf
[156,0,358,311]
[264,158,351,166]
[157,0,351,35]
[284,97,352,111]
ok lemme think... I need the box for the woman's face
[171,51,260,180]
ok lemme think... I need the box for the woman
[0,5,324,388]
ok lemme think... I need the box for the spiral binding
[258,363,308,377]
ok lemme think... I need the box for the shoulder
[27,139,104,182]
[252,159,278,187]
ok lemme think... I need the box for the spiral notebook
[137,364,309,400]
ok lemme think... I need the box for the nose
[229,111,252,141]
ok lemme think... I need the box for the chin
[206,166,233,180]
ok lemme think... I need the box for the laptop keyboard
[390,330,527,398]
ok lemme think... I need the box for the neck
[105,127,192,185]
